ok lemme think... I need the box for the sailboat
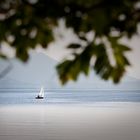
[36,86,45,99]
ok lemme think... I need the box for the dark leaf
[67,44,81,49]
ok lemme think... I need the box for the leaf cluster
[57,37,131,84]
[0,0,139,83]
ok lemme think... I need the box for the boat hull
[35,96,44,99]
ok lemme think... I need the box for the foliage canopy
[0,0,140,84]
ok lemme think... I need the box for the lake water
[0,90,140,105]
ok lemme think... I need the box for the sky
[0,20,140,81]
[43,22,140,79]
[46,39,140,79]
[121,35,140,79]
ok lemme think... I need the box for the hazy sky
[0,21,140,80]
[44,22,140,79]
[46,40,140,79]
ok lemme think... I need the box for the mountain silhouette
[0,52,140,91]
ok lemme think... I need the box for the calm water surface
[0,90,140,105]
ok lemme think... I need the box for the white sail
[39,87,44,97]
[37,86,44,98]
